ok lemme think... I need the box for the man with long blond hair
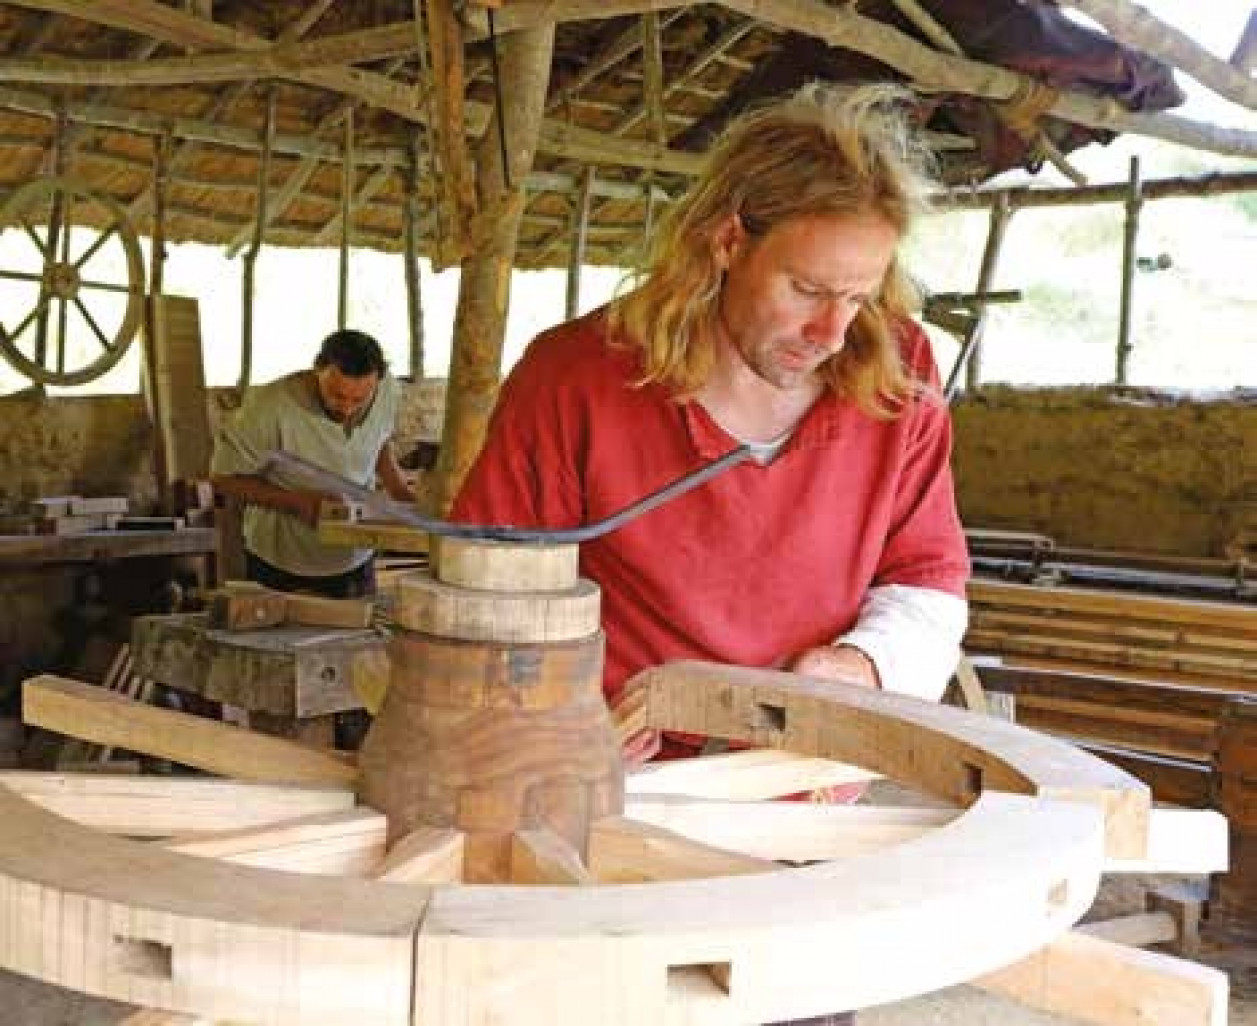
[455,86,968,1017]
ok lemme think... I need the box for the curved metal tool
[262,444,755,545]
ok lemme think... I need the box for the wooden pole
[238,87,274,393]
[404,139,426,380]
[144,131,173,506]
[565,166,595,319]
[428,21,556,515]
[954,195,1013,396]
[338,108,354,329]
[1115,155,1142,385]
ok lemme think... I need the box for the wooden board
[0,772,354,837]
[22,675,357,788]
[0,528,216,566]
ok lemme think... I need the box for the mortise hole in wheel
[668,961,733,996]
[962,760,984,801]
[754,700,787,732]
[112,936,173,980]
[1048,880,1070,909]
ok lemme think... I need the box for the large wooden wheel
[0,176,145,386]
[2,539,1229,1025]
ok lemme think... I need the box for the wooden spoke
[77,276,144,295]
[72,220,120,270]
[626,748,875,801]
[22,674,358,787]
[1103,807,1228,874]
[373,826,465,884]
[5,288,52,345]
[164,808,387,877]
[71,294,113,349]
[0,267,44,284]
[0,771,355,837]
[510,828,594,885]
[587,815,777,882]
[625,795,953,863]
[19,217,47,258]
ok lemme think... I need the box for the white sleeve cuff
[837,584,969,702]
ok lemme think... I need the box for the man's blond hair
[610,83,936,417]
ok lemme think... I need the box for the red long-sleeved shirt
[452,311,969,705]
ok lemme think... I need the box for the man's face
[315,365,379,423]
[713,210,899,393]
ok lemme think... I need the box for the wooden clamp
[209,582,374,632]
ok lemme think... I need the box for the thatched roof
[0,0,1254,268]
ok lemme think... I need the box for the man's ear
[711,212,746,270]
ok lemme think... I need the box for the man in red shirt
[453,86,969,1025]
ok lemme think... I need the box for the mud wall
[952,387,1253,557]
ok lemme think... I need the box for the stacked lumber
[30,494,129,535]
[966,579,1257,694]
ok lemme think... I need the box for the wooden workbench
[131,612,381,731]
[0,528,216,565]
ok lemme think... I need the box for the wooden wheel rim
[0,175,145,386]
[0,665,1146,1025]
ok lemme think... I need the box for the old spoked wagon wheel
[0,537,1188,1026]
[0,175,145,386]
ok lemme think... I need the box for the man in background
[212,328,413,598]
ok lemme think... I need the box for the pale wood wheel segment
[1,542,1229,1025]
[0,175,145,385]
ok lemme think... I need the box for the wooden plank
[284,593,375,629]
[164,808,386,876]
[373,826,464,884]
[318,519,430,553]
[0,771,355,837]
[976,930,1227,1026]
[968,579,1257,635]
[636,661,1150,859]
[0,527,216,565]
[22,675,358,787]
[626,749,876,801]
[1103,808,1228,875]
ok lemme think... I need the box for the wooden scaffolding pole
[1115,155,1143,385]
[428,21,556,514]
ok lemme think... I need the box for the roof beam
[3,0,701,174]
[0,24,419,86]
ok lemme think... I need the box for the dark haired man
[211,329,413,598]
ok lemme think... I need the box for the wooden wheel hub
[43,260,81,300]
[0,538,1195,1025]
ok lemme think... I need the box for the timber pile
[966,579,1257,694]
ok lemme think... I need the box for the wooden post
[1208,696,1256,944]
[238,86,274,392]
[428,22,556,515]
[423,0,477,267]
[1115,155,1142,385]
[956,194,1013,396]
[142,131,174,507]
[339,108,354,329]
[404,139,426,379]
[565,166,595,319]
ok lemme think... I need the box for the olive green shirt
[211,370,399,576]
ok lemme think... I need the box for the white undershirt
[727,424,968,701]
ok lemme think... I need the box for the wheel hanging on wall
[0,175,145,386]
